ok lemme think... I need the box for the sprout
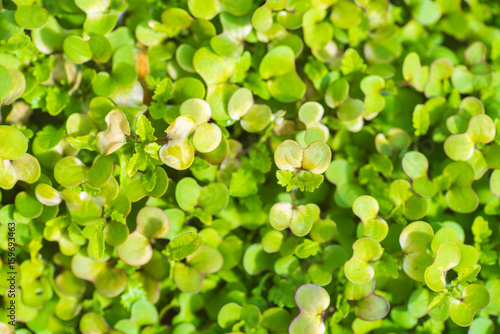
[289,284,330,334]
[353,195,388,242]
[97,109,131,155]
[344,238,383,284]
[269,202,317,237]
[449,284,490,327]
[402,152,438,197]
[275,140,331,174]
[400,221,434,282]
[345,279,390,321]
[424,242,461,292]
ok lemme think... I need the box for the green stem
[291,189,297,207]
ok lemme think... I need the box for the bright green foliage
[344,238,383,284]
[400,221,434,282]
[345,279,390,321]
[424,242,461,292]
[352,195,388,242]
[289,284,330,334]
[1,0,500,332]
[449,284,490,327]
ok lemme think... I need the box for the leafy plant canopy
[1,0,500,333]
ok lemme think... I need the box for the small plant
[1,0,500,333]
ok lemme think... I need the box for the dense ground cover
[1,0,500,333]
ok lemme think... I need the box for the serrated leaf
[142,164,157,192]
[452,265,481,286]
[276,170,297,192]
[341,48,367,75]
[249,142,272,173]
[144,142,161,160]
[36,125,65,150]
[472,216,492,244]
[127,150,149,176]
[165,232,203,261]
[136,115,157,142]
[46,87,69,116]
[66,135,98,151]
[427,291,450,311]
[153,78,173,103]
[230,167,262,197]
[297,171,324,192]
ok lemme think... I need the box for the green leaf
[142,164,157,192]
[136,115,157,142]
[452,265,481,286]
[276,170,297,192]
[412,104,430,136]
[472,216,492,244]
[91,224,106,261]
[153,78,173,103]
[297,171,324,192]
[341,48,367,75]
[35,125,65,150]
[165,232,203,261]
[427,291,450,311]
[46,87,69,116]
[295,239,321,259]
[229,159,265,197]
[249,142,272,173]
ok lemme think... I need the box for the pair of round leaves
[424,241,461,292]
[442,161,479,213]
[63,34,112,64]
[424,58,454,98]
[35,184,82,211]
[0,153,41,190]
[173,244,223,294]
[430,226,479,274]
[71,252,127,299]
[402,52,429,92]
[308,245,350,286]
[228,88,272,132]
[344,238,384,284]
[269,202,318,237]
[179,98,223,153]
[92,62,138,97]
[325,159,365,208]
[217,303,262,329]
[0,125,28,161]
[402,152,439,197]
[210,13,252,58]
[336,98,365,133]
[298,102,329,145]
[175,177,229,215]
[345,279,390,321]
[54,155,114,188]
[120,166,169,203]
[259,46,306,103]
[97,109,131,155]
[360,75,386,119]
[375,128,412,156]
[289,284,330,334]
[159,112,223,170]
[116,206,170,266]
[399,221,434,282]
[444,114,495,161]
[352,195,388,242]
[388,179,429,221]
[446,97,484,134]
[274,140,332,174]
[449,284,491,327]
